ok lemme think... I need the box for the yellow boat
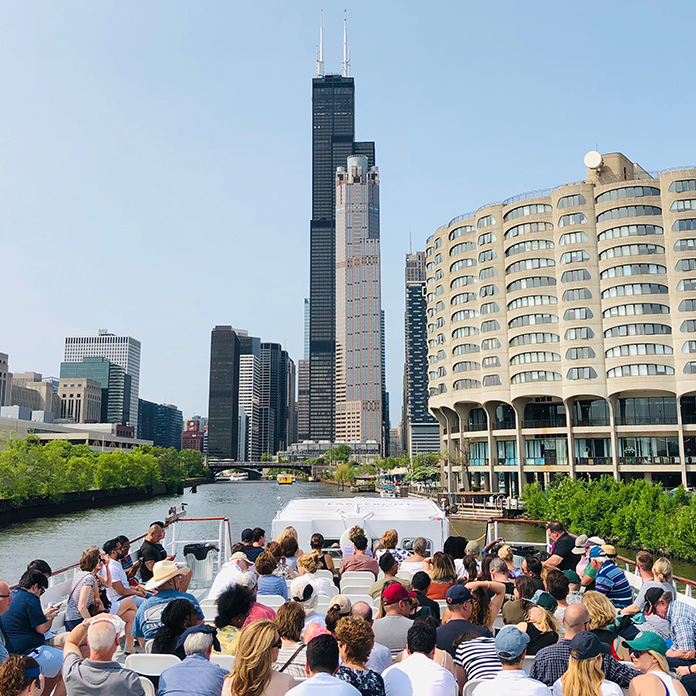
[277,474,293,485]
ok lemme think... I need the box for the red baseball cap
[382,583,416,605]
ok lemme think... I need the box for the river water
[1,481,694,584]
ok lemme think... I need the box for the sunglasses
[273,637,282,649]
[630,650,647,659]
[39,588,46,596]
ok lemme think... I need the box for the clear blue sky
[2,1,695,423]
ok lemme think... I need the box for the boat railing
[168,516,233,577]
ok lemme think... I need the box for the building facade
[0,354,9,406]
[238,333,261,461]
[309,73,375,442]
[426,152,696,493]
[182,417,206,453]
[137,399,157,442]
[403,251,440,457]
[63,330,141,429]
[297,299,310,442]
[208,326,241,460]
[155,403,183,450]
[58,378,102,423]
[334,155,383,445]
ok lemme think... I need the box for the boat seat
[202,605,218,622]
[317,596,331,613]
[341,571,375,583]
[343,594,377,609]
[522,656,534,674]
[258,594,288,610]
[140,677,156,696]
[326,584,338,598]
[339,577,372,592]
[315,569,333,580]
[340,585,374,596]
[200,598,217,607]
[125,654,180,677]
[462,678,484,696]
[211,654,235,671]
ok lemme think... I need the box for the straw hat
[144,560,186,591]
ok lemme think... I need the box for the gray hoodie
[63,652,145,696]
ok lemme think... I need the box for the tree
[440,437,472,491]
[334,462,355,482]
[327,444,351,463]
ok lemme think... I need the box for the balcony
[522,418,567,429]
[575,457,612,467]
[618,456,681,466]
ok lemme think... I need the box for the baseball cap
[562,569,581,584]
[446,585,473,605]
[235,570,258,590]
[623,631,668,656]
[527,590,558,613]
[569,632,610,660]
[328,595,352,614]
[382,583,416,605]
[588,546,608,559]
[241,528,254,543]
[465,540,481,555]
[495,625,530,660]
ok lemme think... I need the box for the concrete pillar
[677,395,688,487]
[513,401,526,495]
[564,397,576,480]
[608,396,620,482]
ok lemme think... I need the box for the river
[1,481,694,585]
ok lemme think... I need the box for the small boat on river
[277,473,293,484]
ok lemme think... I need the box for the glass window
[481,320,501,332]
[449,225,475,240]
[596,206,662,222]
[601,283,669,299]
[452,309,479,322]
[509,333,559,346]
[506,258,555,274]
[603,303,669,318]
[436,317,445,327]
[599,244,664,260]
[452,326,479,338]
[450,258,477,273]
[607,364,675,378]
[505,239,555,256]
[678,279,696,291]
[479,284,498,297]
[561,269,592,283]
[563,307,593,320]
[598,224,663,241]
[674,239,696,252]
[453,361,480,373]
[480,302,499,315]
[676,259,696,272]
[451,275,476,289]
[685,363,696,374]
[669,180,696,193]
[511,370,562,383]
[566,347,596,359]
[559,231,589,245]
[449,241,477,256]
[595,186,660,203]
[559,213,588,227]
[557,194,586,209]
[481,338,501,350]
[565,327,594,340]
[429,384,448,395]
[560,250,590,264]
[451,292,476,306]
[435,285,444,295]
[568,367,597,380]
[426,262,435,271]
[673,219,696,232]
[573,400,611,427]
[479,249,497,263]
[436,301,445,312]
[504,221,554,239]
[504,204,552,221]
[507,295,557,311]
[453,343,480,355]
[508,313,559,328]
[479,267,498,279]
[478,232,496,246]
[427,292,436,302]
[683,320,696,332]
[683,341,696,353]
[563,288,592,301]
[436,333,446,344]
[427,277,435,287]
[605,344,673,358]
[483,374,502,386]
[454,379,481,390]
[510,351,560,364]
[477,215,495,228]
[426,247,434,257]
[435,253,443,263]
[671,199,696,212]
[507,276,556,292]
[482,356,501,368]
[434,237,443,248]
[601,263,666,279]
[604,323,672,338]
[680,299,696,312]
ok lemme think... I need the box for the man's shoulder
[534,640,567,659]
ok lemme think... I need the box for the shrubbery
[523,475,696,562]
[0,434,210,503]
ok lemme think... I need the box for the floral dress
[337,666,386,696]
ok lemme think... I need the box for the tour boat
[277,473,293,484]
[229,471,249,482]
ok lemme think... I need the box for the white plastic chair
[342,571,375,583]
[343,594,377,609]
[200,598,217,607]
[315,569,333,580]
[317,596,331,613]
[202,605,218,622]
[144,639,154,654]
[396,569,413,581]
[139,677,156,696]
[211,654,235,671]
[258,594,288,610]
[340,576,373,592]
[326,584,338,598]
[125,654,180,677]
[462,678,484,696]
[340,584,374,596]
[436,599,448,613]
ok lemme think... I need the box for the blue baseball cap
[446,585,473,605]
[588,546,608,559]
[495,625,530,659]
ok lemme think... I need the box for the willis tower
[309,17,375,440]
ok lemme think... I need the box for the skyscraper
[334,155,383,444]
[309,34,375,441]
[63,329,141,429]
[238,333,261,461]
[403,251,440,457]
[208,326,241,460]
[297,299,310,442]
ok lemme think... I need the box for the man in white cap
[131,560,205,642]
[207,547,252,602]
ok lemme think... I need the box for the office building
[308,40,375,442]
[297,359,309,442]
[137,399,157,442]
[285,354,297,446]
[381,310,390,455]
[156,403,183,450]
[238,333,261,461]
[426,152,696,493]
[0,354,9,406]
[403,251,440,458]
[182,419,205,452]
[208,326,241,460]
[63,330,141,429]
[58,378,102,423]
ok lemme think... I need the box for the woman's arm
[96,558,112,588]
[466,581,507,625]
[77,583,93,620]
[324,554,336,574]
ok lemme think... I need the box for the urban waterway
[0,481,694,584]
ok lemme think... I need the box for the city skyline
[2,3,695,422]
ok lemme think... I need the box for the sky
[2,1,695,423]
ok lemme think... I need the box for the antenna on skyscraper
[409,229,413,255]
[316,11,325,77]
[342,10,351,77]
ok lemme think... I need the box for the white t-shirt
[383,652,457,696]
[207,561,242,601]
[552,678,622,696]
[106,559,130,604]
[473,670,551,696]
[287,672,361,696]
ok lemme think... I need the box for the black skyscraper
[208,326,241,460]
[309,74,374,441]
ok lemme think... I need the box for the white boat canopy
[271,497,450,553]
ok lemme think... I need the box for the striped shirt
[454,636,502,682]
[595,562,633,608]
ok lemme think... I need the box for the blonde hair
[653,558,673,584]
[298,552,319,574]
[228,620,278,696]
[381,529,398,549]
[647,650,670,674]
[497,545,514,563]
[429,552,457,583]
[560,653,605,696]
[276,526,298,543]
[582,591,616,630]
[530,606,558,634]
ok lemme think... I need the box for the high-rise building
[403,251,440,458]
[182,419,205,452]
[297,299,311,442]
[335,155,383,444]
[285,354,297,447]
[309,50,375,442]
[381,309,390,455]
[137,399,157,442]
[0,354,10,406]
[63,330,141,429]
[58,378,102,423]
[60,357,131,425]
[156,404,183,450]
[427,152,696,493]
[258,344,296,455]
[238,333,261,461]
[208,326,241,460]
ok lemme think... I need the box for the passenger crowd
[0,520,695,696]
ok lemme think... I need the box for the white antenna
[316,11,325,77]
[342,10,351,77]
[409,229,413,255]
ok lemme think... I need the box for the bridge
[206,459,317,476]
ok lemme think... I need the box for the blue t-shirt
[0,588,47,654]
[257,574,288,600]
[132,590,204,640]
[595,562,633,608]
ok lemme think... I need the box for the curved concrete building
[426,153,696,493]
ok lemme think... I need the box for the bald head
[563,603,590,638]
[351,601,373,623]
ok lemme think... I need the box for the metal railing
[522,419,567,429]
[503,189,554,206]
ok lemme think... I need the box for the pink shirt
[339,554,380,579]
[242,601,276,628]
